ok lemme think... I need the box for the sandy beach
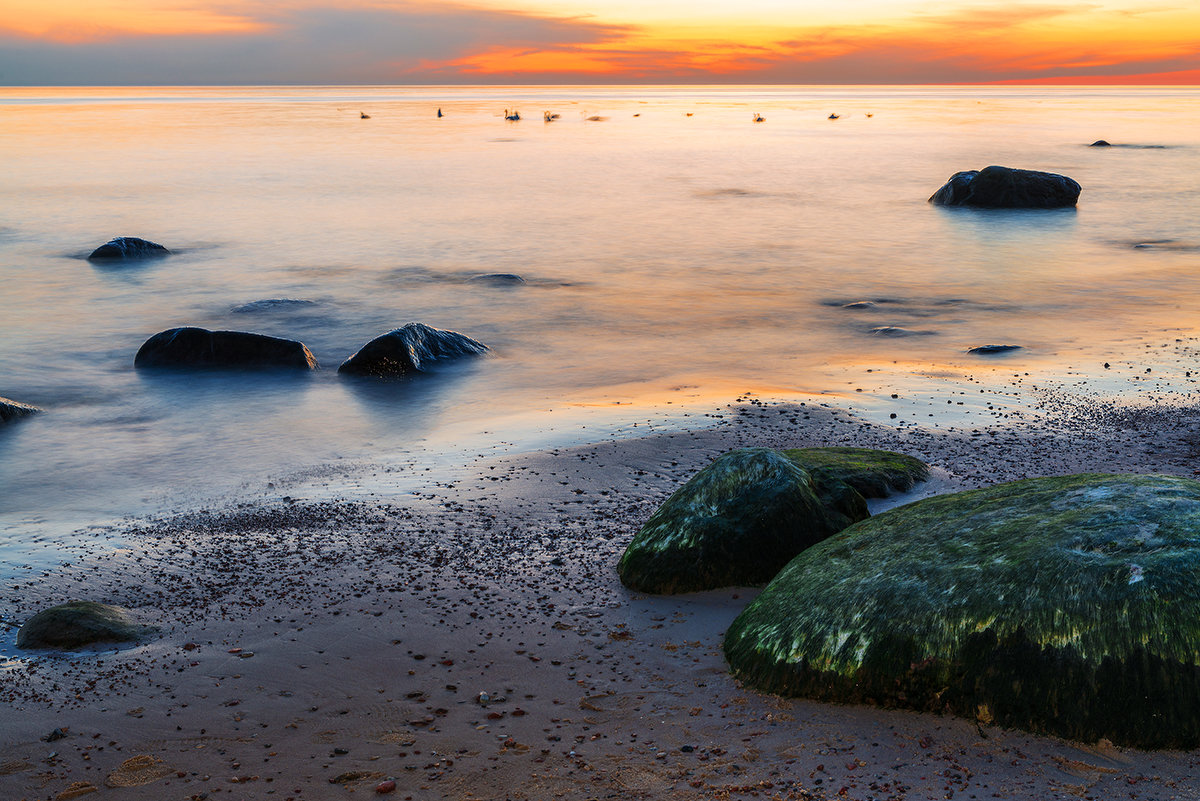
[4,379,1200,801]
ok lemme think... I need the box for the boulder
[617,449,870,594]
[338,323,488,377]
[968,344,1022,355]
[781,447,929,498]
[0,396,42,423]
[134,327,318,370]
[928,166,1081,209]
[724,473,1200,749]
[1089,140,1112,147]
[17,601,156,649]
[87,237,170,261]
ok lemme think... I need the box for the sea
[2,84,1200,576]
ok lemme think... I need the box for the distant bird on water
[437,108,443,118]
[505,109,521,121]
[544,111,560,122]
[827,113,840,120]
[753,113,765,123]
[865,112,874,118]
[360,111,371,119]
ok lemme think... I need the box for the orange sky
[2,0,1198,84]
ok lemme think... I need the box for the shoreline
[3,395,1200,800]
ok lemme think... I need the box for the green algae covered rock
[782,447,929,498]
[724,473,1200,749]
[618,449,870,594]
[17,601,157,650]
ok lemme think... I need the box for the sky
[1,0,1198,85]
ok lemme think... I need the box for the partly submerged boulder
[725,473,1200,749]
[618,449,871,594]
[781,447,929,499]
[929,166,1081,209]
[338,322,488,377]
[134,327,318,370]
[0,396,43,423]
[87,237,170,261]
[968,344,1023,355]
[17,601,157,649]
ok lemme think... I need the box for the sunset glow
[2,0,1198,84]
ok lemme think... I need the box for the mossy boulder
[1,396,43,423]
[781,447,929,498]
[724,473,1200,749]
[618,449,871,594]
[17,601,157,650]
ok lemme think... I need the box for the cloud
[0,0,1196,85]
[0,2,631,85]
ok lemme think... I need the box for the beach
[4,378,1200,800]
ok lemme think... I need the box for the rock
[230,298,316,313]
[928,165,1081,209]
[840,301,877,309]
[1090,139,1112,147]
[338,322,488,377]
[968,344,1023,355]
[17,601,157,650]
[724,473,1200,749]
[0,396,42,423]
[617,449,870,594]
[868,326,934,337]
[781,447,929,498]
[134,327,318,370]
[468,273,525,285]
[87,237,170,261]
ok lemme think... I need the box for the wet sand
[3,387,1200,800]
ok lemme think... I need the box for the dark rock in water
[1089,139,1112,147]
[468,273,525,286]
[617,449,871,594]
[230,299,317,314]
[134,327,318,370]
[781,447,929,498]
[87,237,170,261]
[724,473,1200,749]
[840,301,877,310]
[17,601,157,649]
[928,165,1081,209]
[0,396,43,423]
[968,344,1023,355]
[869,326,934,337]
[338,322,488,377]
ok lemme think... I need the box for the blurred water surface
[2,85,1199,547]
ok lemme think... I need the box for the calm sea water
[3,85,1200,558]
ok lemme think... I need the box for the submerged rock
[17,601,157,649]
[134,327,318,370]
[87,237,170,261]
[725,473,1200,749]
[869,326,934,337]
[968,344,1023,355]
[1089,140,1112,147]
[0,396,42,423]
[230,298,317,314]
[781,447,929,498]
[617,449,871,594]
[929,166,1081,209]
[468,273,525,286]
[338,323,488,377]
